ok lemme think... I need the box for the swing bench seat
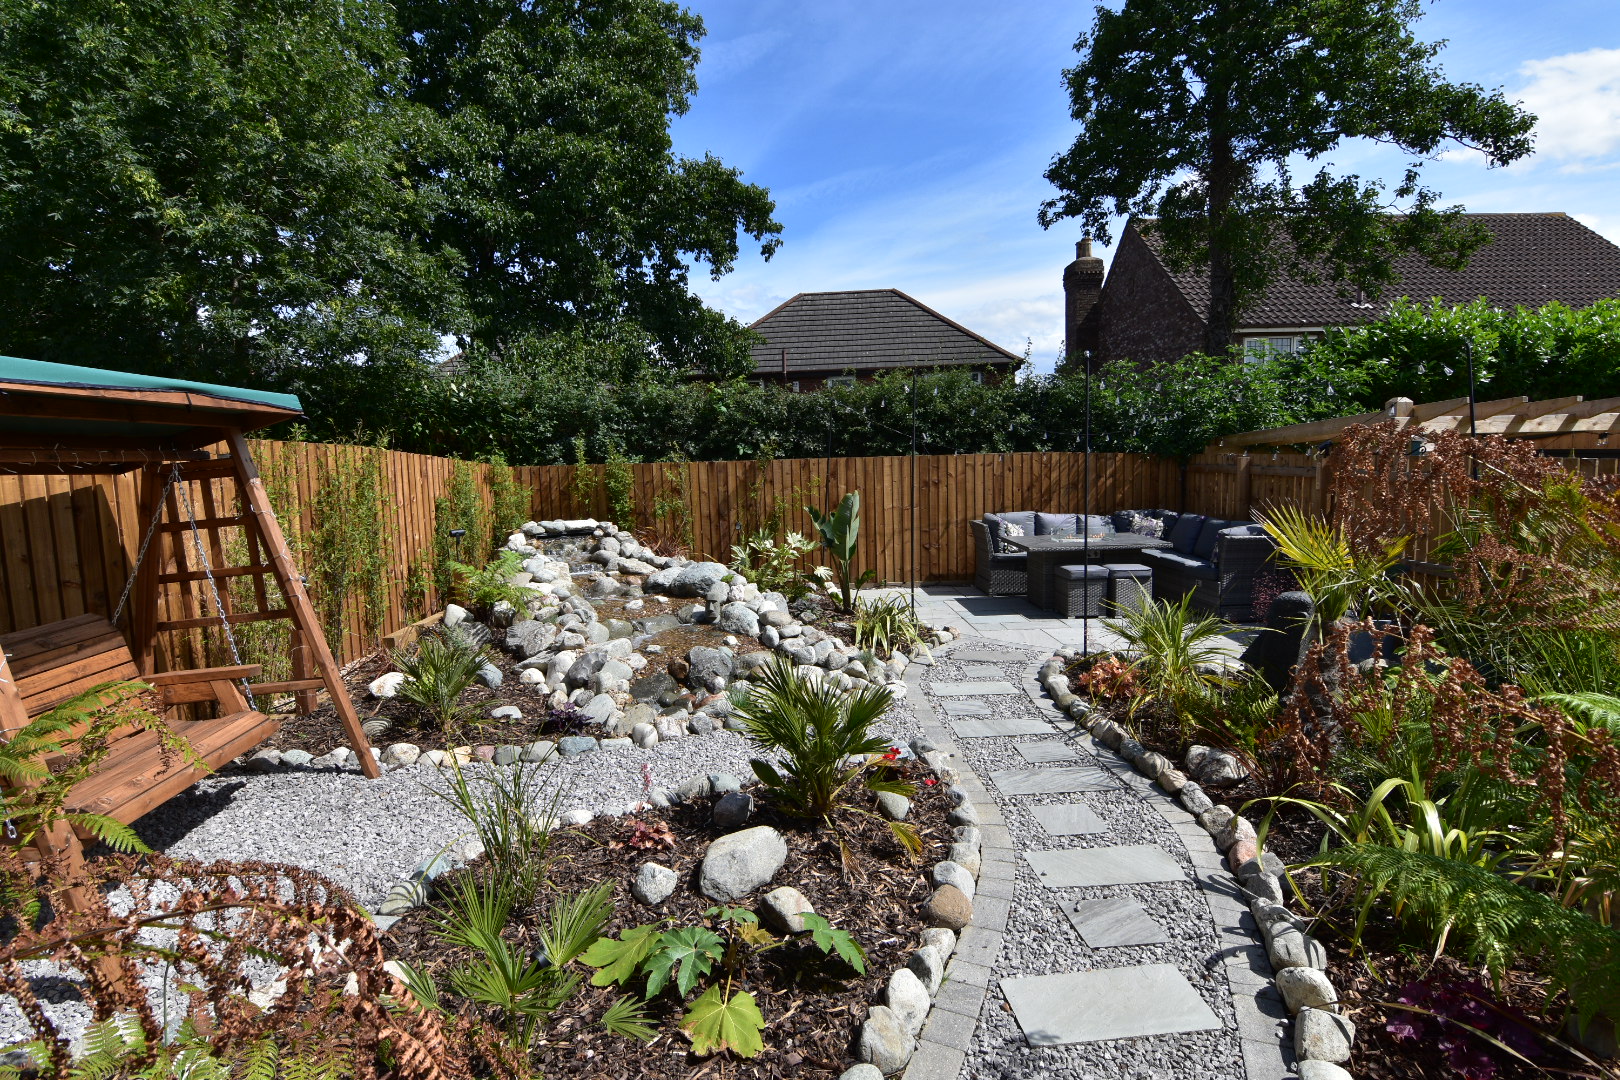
[1,613,278,843]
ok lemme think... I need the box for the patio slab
[952,648,1023,662]
[940,700,993,716]
[988,766,1115,796]
[931,680,1022,697]
[1062,897,1170,948]
[1000,964,1222,1045]
[1014,740,1081,763]
[1029,803,1108,836]
[1024,844,1186,886]
[959,663,1006,678]
[952,717,1054,739]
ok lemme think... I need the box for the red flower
[924,777,937,786]
[881,748,901,761]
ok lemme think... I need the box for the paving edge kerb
[1035,651,1356,1080]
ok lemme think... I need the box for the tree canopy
[1039,0,1537,355]
[0,0,780,422]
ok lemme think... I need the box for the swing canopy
[0,355,302,474]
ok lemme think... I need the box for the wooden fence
[0,445,1181,663]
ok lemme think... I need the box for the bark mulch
[383,767,952,1079]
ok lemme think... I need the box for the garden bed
[382,772,951,1078]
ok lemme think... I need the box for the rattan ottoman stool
[1105,562,1154,617]
[1055,563,1109,618]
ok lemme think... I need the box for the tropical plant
[1193,672,1283,774]
[729,528,818,600]
[0,1016,352,1080]
[449,550,533,615]
[430,757,560,905]
[851,594,930,659]
[583,903,866,1059]
[806,491,876,611]
[733,657,919,855]
[1259,504,1408,630]
[1103,593,1235,720]
[391,628,490,738]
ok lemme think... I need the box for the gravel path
[913,643,1248,1080]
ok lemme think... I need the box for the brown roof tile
[749,289,1022,376]
[1135,213,1620,329]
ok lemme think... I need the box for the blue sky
[669,0,1620,373]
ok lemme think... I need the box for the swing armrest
[147,665,263,686]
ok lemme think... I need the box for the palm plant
[734,656,918,855]
[391,628,489,738]
[1259,504,1408,631]
[1104,593,1234,719]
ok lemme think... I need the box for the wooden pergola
[1218,393,1620,448]
[0,356,378,778]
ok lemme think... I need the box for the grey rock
[505,620,556,659]
[886,968,931,1036]
[520,741,557,763]
[907,944,944,994]
[1276,966,1339,1014]
[876,791,912,821]
[1178,782,1214,815]
[947,841,982,876]
[629,671,677,702]
[493,744,521,766]
[858,1006,915,1075]
[675,774,712,801]
[712,791,755,829]
[475,662,503,689]
[631,723,659,749]
[581,693,617,725]
[920,927,957,957]
[245,748,283,773]
[709,772,742,795]
[839,1067,883,1080]
[1298,1063,1355,1080]
[279,748,314,767]
[1268,926,1329,970]
[687,715,715,736]
[557,736,598,758]
[686,646,732,689]
[931,860,975,900]
[947,802,979,827]
[1196,748,1250,787]
[698,826,788,902]
[1295,1007,1355,1063]
[490,705,523,721]
[633,862,678,906]
[717,602,760,637]
[758,885,814,934]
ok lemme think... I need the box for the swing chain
[110,470,178,630]
[173,466,257,709]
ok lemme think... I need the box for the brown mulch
[267,602,767,756]
[383,768,952,1078]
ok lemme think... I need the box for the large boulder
[686,646,732,690]
[716,602,760,638]
[629,671,678,703]
[698,826,787,902]
[565,651,610,689]
[647,561,730,598]
[1240,590,1315,692]
[505,620,556,659]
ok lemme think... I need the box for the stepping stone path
[906,638,1251,1080]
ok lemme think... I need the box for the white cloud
[1517,48,1620,166]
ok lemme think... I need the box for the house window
[970,371,985,384]
[1241,335,1300,363]
[788,380,801,392]
[824,375,856,388]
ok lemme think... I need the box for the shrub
[1104,594,1234,723]
[806,491,875,612]
[450,550,533,614]
[729,529,817,600]
[851,594,930,659]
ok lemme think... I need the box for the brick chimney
[1063,237,1105,368]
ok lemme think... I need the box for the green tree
[393,0,782,376]
[0,0,464,405]
[1039,0,1536,355]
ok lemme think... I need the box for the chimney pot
[1077,237,1093,258]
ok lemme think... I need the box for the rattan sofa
[970,509,1275,618]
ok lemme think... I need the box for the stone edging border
[1037,650,1357,1080]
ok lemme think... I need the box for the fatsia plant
[733,656,919,856]
[806,490,876,611]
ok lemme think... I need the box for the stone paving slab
[999,964,1222,1045]
[951,648,1022,662]
[931,680,1023,696]
[988,765,1116,795]
[1025,844,1187,886]
[951,716,1054,739]
[940,699,993,716]
[1062,897,1170,948]
[1013,740,1081,763]
[959,663,1007,678]
[1029,802,1108,836]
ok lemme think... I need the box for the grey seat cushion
[1055,563,1110,579]
[1080,514,1116,538]
[1167,513,1206,554]
[1035,512,1078,537]
[1192,519,1232,560]
[1220,523,1268,539]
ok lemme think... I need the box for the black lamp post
[1082,349,1092,658]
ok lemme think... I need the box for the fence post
[1235,453,1252,519]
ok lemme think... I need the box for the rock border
[1038,650,1354,1080]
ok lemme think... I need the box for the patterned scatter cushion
[1002,520,1026,538]
[1119,511,1165,539]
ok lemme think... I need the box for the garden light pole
[1083,349,1092,658]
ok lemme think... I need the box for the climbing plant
[487,456,532,545]
[307,451,389,649]
[435,459,489,603]
[651,452,696,554]
[602,445,637,528]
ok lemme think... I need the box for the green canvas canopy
[0,356,302,472]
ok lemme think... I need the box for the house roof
[1135,213,1620,330]
[748,289,1022,376]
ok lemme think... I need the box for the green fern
[0,1015,348,1080]
[1534,690,1620,736]
[1313,844,1620,1025]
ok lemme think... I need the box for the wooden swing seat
[1,613,278,839]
